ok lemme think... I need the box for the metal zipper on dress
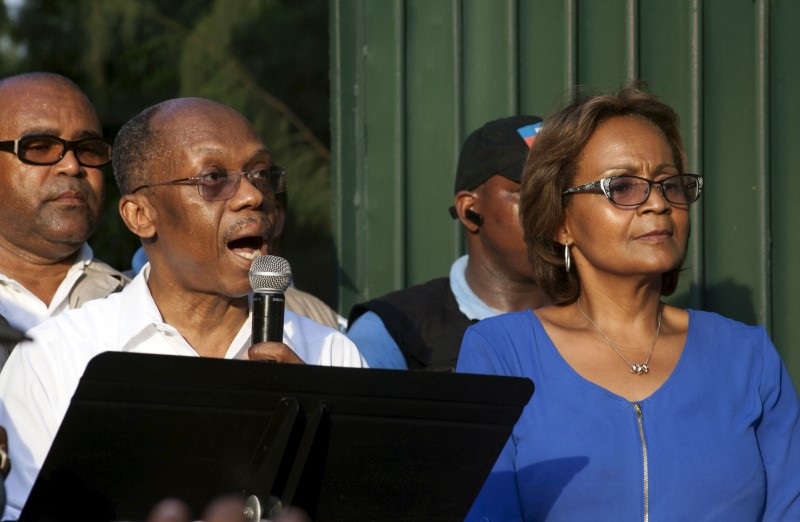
[633,403,649,522]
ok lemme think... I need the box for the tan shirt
[285,287,345,331]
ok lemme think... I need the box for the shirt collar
[116,264,178,348]
[115,264,269,359]
[74,243,94,268]
[449,255,503,321]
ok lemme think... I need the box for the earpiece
[465,209,484,227]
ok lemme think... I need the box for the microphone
[249,255,293,344]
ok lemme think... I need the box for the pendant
[630,363,649,375]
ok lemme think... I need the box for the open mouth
[227,236,266,261]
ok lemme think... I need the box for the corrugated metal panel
[703,0,763,329]
[404,0,462,284]
[770,0,800,374]
[331,0,800,382]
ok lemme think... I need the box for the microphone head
[249,255,292,293]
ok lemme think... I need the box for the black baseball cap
[449,115,542,218]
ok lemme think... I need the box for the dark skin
[118,99,301,363]
[0,77,105,305]
[454,175,550,312]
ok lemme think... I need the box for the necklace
[577,300,662,375]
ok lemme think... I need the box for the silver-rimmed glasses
[131,166,287,201]
[562,174,703,206]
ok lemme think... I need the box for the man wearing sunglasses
[0,97,365,519]
[0,72,127,347]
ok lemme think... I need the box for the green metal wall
[330,0,800,382]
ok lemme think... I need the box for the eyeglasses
[0,135,112,167]
[562,174,703,206]
[131,166,287,201]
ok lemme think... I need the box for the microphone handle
[252,291,285,343]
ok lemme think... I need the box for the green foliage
[0,3,23,75]
[3,0,336,304]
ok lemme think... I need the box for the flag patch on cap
[517,122,543,148]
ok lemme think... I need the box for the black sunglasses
[0,134,112,168]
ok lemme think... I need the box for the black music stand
[20,352,533,521]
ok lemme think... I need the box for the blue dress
[457,309,800,521]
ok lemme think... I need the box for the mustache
[222,215,273,245]
[42,178,101,203]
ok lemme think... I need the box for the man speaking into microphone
[0,97,365,519]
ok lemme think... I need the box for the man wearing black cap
[346,116,551,371]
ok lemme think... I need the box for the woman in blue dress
[458,84,800,521]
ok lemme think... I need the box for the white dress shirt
[0,244,96,332]
[0,265,366,519]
